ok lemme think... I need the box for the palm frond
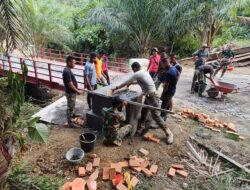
[0,0,29,52]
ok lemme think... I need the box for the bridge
[0,49,129,91]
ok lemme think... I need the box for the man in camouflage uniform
[214,44,235,78]
[191,44,209,93]
[102,96,132,146]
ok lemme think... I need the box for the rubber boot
[191,82,195,94]
[198,82,207,97]
[164,128,174,144]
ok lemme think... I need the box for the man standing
[62,56,82,128]
[102,96,132,146]
[113,62,173,144]
[191,44,209,93]
[214,44,234,78]
[147,47,160,79]
[155,52,168,90]
[84,52,97,110]
[96,49,108,86]
[170,53,182,74]
[102,53,110,85]
[160,58,179,120]
[194,65,214,97]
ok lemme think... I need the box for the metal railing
[37,48,130,72]
[0,54,85,91]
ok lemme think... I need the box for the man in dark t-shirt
[62,56,82,128]
[160,58,179,120]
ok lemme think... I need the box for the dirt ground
[12,65,250,190]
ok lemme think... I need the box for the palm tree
[195,0,250,47]
[0,0,28,52]
[84,0,200,57]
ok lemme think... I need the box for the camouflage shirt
[221,49,234,59]
[102,107,126,145]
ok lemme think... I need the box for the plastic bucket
[65,147,84,164]
[79,132,96,153]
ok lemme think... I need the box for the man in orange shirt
[96,49,107,86]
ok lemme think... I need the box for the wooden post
[7,56,12,71]
[59,50,62,62]
[48,63,52,83]
[49,48,52,60]
[33,60,38,80]
[80,53,83,65]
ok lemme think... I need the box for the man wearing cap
[84,52,97,110]
[113,62,174,144]
[147,47,160,79]
[191,44,209,93]
[194,64,214,97]
[214,44,235,78]
[102,96,132,146]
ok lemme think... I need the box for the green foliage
[7,165,63,190]
[0,64,49,145]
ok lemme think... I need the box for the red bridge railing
[37,48,129,72]
[0,54,85,91]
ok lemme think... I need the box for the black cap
[111,95,123,108]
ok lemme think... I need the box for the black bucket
[79,132,96,153]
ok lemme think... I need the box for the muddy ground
[10,65,250,190]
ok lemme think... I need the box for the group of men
[191,43,235,96]
[62,43,234,146]
[62,49,110,128]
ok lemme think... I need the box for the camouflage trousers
[66,93,76,127]
[140,93,172,137]
[104,124,132,146]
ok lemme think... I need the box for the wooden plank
[190,136,250,174]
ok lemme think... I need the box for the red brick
[227,123,237,132]
[89,169,99,180]
[139,148,149,156]
[176,170,188,178]
[149,165,158,175]
[148,136,160,144]
[131,167,142,172]
[59,182,71,190]
[86,179,97,190]
[78,167,86,177]
[70,178,86,190]
[141,168,152,177]
[93,157,100,167]
[223,122,228,127]
[116,182,128,190]
[87,154,97,159]
[119,161,128,168]
[144,132,154,139]
[86,162,93,173]
[131,176,139,187]
[140,160,149,168]
[171,164,184,170]
[111,163,122,173]
[198,117,206,124]
[109,168,116,180]
[129,159,141,167]
[102,167,110,180]
[168,167,176,178]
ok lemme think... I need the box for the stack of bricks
[179,108,245,140]
[168,164,188,178]
[59,153,100,190]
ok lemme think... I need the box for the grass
[5,165,64,190]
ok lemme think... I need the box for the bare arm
[68,82,82,95]
[161,81,169,99]
[84,75,93,90]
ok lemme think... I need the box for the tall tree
[84,0,200,57]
